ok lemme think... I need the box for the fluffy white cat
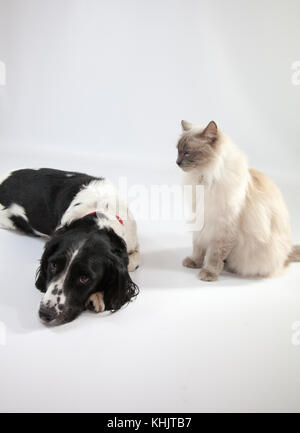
[177,120,299,281]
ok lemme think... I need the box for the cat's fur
[177,120,300,281]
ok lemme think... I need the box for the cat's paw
[85,292,105,313]
[198,269,218,282]
[183,256,202,268]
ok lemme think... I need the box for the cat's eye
[184,151,190,157]
[49,262,57,274]
[79,275,90,285]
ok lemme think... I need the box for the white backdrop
[0,0,300,413]
[1,0,300,173]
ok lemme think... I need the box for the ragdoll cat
[176,120,300,281]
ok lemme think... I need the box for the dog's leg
[0,204,15,230]
[85,291,105,313]
[128,249,140,272]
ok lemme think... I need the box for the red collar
[86,211,124,226]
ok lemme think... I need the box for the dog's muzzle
[39,304,57,324]
[38,301,82,325]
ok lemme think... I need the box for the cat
[176,120,300,281]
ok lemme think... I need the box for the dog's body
[0,168,140,324]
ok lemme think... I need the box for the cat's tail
[288,245,300,263]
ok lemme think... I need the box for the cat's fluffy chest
[185,172,243,246]
[200,183,232,245]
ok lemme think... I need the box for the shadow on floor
[133,246,260,290]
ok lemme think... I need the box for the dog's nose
[39,305,56,323]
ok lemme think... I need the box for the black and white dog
[0,168,140,325]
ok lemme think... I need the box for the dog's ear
[35,238,60,292]
[106,229,128,261]
[102,255,139,311]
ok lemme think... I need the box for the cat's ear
[181,120,194,131]
[198,121,218,144]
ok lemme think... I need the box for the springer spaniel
[0,168,140,325]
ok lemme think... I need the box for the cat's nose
[176,157,183,166]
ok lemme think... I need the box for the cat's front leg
[199,239,232,281]
[183,240,205,269]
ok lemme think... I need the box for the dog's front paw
[85,292,105,313]
[198,269,218,282]
[128,262,139,272]
[128,251,140,272]
[183,256,202,268]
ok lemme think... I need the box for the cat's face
[176,120,220,172]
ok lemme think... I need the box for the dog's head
[36,217,138,325]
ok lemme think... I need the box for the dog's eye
[79,275,90,285]
[49,262,57,273]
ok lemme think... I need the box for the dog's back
[0,168,100,236]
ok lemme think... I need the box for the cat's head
[176,120,221,172]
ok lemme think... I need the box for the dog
[0,168,140,325]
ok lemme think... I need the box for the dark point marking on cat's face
[176,121,220,172]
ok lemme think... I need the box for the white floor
[0,148,300,413]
